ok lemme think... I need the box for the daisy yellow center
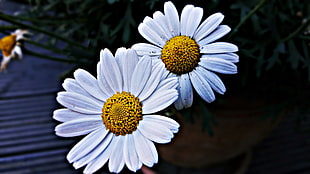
[0,34,17,57]
[102,91,143,136]
[161,35,200,75]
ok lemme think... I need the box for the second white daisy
[132,1,239,110]
[0,29,29,71]
[53,48,179,174]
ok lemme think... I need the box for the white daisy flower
[0,29,29,72]
[132,1,239,110]
[53,48,180,174]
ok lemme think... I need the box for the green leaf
[287,40,304,69]
[266,43,285,70]
[198,100,217,136]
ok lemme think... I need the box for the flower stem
[299,35,310,40]
[24,40,68,55]
[24,48,90,64]
[228,0,268,38]
[0,25,18,31]
[0,12,89,50]
[281,17,310,42]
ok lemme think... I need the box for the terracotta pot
[157,96,285,168]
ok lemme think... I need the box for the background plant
[0,0,309,133]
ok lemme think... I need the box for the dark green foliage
[1,0,309,133]
[2,0,308,78]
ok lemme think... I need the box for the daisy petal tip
[56,91,66,96]
[52,111,60,121]
[55,130,65,138]
[164,1,173,5]
[73,69,85,79]
[214,12,224,18]
[66,154,74,164]
[164,1,176,10]
[72,162,80,169]
[99,49,105,55]
[209,97,216,103]
[100,48,113,59]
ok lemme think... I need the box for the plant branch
[0,12,88,50]
[3,14,79,24]
[24,40,68,55]
[0,25,18,31]
[228,0,268,38]
[281,17,310,42]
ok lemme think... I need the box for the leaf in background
[277,42,286,54]
[146,0,160,9]
[230,1,251,20]
[107,0,118,4]
[301,41,310,81]
[179,107,194,124]
[255,46,266,77]
[287,40,304,69]
[198,100,217,136]
[266,43,285,70]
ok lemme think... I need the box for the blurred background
[0,0,309,173]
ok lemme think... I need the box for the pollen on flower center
[102,91,143,136]
[161,35,200,75]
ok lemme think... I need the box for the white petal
[13,45,22,59]
[62,78,93,99]
[181,6,203,37]
[131,43,162,57]
[153,11,173,38]
[137,62,166,101]
[133,131,158,167]
[109,136,125,173]
[74,69,108,101]
[99,48,123,92]
[115,47,127,64]
[189,70,215,103]
[113,47,127,88]
[154,76,178,92]
[199,57,237,74]
[62,78,104,107]
[174,98,184,111]
[142,16,169,42]
[123,134,142,172]
[196,66,226,94]
[174,74,193,110]
[55,118,103,137]
[138,117,174,144]
[197,25,231,46]
[53,109,101,122]
[201,53,239,63]
[194,12,224,41]
[67,128,108,163]
[143,115,179,133]
[73,133,113,169]
[138,23,166,47]
[83,134,116,174]
[1,56,11,70]
[200,42,238,54]
[116,49,139,91]
[56,92,102,114]
[164,1,180,37]
[130,56,152,97]
[142,79,178,114]
[180,4,194,36]
[97,61,115,98]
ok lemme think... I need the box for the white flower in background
[132,1,239,110]
[53,48,179,174]
[0,29,29,71]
